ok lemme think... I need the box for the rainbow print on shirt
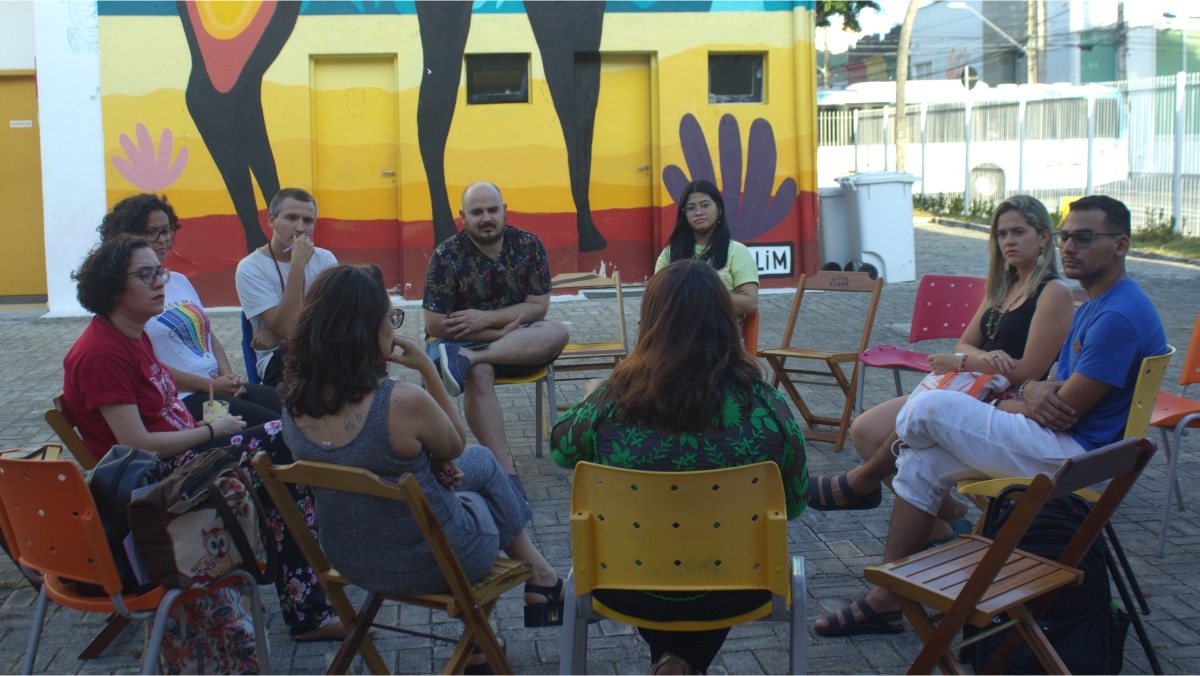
[155,301,211,358]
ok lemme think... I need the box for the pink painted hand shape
[111,123,188,191]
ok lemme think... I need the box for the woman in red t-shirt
[61,236,342,643]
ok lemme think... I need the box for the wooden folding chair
[741,310,760,356]
[252,452,531,675]
[865,437,1155,675]
[550,271,629,402]
[44,393,98,470]
[759,271,883,451]
[559,461,806,675]
[0,456,269,675]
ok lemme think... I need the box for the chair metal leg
[891,368,903,398]
[855,367,867,416]
[559,571,588,675]
[535,379,544,459]
[21,584,50,674]
[142,588,184,675]
[788,556,806,676]
[1105,538,1163,674]
[1159,419,1197,558]
[241,574,271,676]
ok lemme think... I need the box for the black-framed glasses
[683,200,715,215]
[1052,230,1124,249]
[390,307,406,329]
[143,225,179,242]
[127,266,170,286]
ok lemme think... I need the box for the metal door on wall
[587,53,653,278]
[0,74,47,302]
[311,55,402,286]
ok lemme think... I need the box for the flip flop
[807,474,883,512]
[814,598,904,637]
[928,517,975,548]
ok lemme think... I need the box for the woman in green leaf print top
[551,259,808,675]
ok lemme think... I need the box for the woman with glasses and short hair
[99,193,280,426]
[60,235,342,646]
[655,179,759,318]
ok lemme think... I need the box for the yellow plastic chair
[558,462,806,675]
[494,366,556,460]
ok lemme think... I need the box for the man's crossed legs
[428,320,569,478]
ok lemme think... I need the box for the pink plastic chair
[856,274,986,412]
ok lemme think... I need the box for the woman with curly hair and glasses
[60,236,342,648]
[552,259,808,675]
[98,193,280,427]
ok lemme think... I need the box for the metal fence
[818,74,1200,235]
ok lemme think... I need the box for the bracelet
[1017,380,1034,400]
[990,398,1002,408]
[955,352,967,373]
[204,423,214,441]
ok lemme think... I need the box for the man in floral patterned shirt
[423,181,570,486]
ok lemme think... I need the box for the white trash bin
[836,172,919,283]
[818,186,855,272]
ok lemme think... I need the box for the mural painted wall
[99,0,818,305]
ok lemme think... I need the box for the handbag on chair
[912,370,1011,401]
[87,445,162,592]
[128,444,276,589]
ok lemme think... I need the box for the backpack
[85,445,162,592]
[959,488,1130,674]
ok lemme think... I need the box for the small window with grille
[466,54,529,104]
[709,53,764,104]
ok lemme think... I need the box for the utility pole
[823,26,831,91]
[895,0,919,172]
[1116,0,1126,80]
[1026,0,1039,83]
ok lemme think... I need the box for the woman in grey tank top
[277,264,568,656]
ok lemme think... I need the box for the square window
[709,54,764,104]
[466,54,529,104]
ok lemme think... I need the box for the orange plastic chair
[1151,312,1200,557]
[856,274,985,412]
[0,457,270,674]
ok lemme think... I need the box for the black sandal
[807,473,883,512]
[463,638,505,675]
[814,598,904,637]
[524,578,565,627]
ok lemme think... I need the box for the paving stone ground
[0,221,1197,674]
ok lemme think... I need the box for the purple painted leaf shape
[112,123,188,192]
[662,113,796,242]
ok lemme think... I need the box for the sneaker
[438,343,469,397]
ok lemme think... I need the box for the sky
[817,0,1197,55]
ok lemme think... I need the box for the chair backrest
[551,271,628,354]
[741,311,759,356]
[0,457,124,596]
[1179,313,1200,393]
[1124,347,1175,440]
[778,271,884,354]
[44,393,97,470]
[948,438,1154,628]
[240,312,261,385]
[251,452,485,610]
[906,274,986,345]
[569,462,789,603]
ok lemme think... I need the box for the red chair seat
[859,345,934,373]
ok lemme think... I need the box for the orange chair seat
[1150,390,1200,429]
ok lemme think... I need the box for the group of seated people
[56,180,1162,675]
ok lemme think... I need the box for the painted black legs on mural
[525,1,606,252]
[416,0,607,251]
[415,1,472,245]
[175,1,300,253]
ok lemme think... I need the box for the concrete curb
[932,216,1200,268]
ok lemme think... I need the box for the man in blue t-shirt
[815,195,1167,637]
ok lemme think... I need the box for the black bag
[86,445,162,592]
[959,488,1125,674]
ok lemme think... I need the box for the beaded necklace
[983,289,1027,340]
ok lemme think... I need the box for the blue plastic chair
[240,312,261,385]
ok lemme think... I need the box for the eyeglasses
[143,226,179,242]
[390,308,406,329]
[1052,230,1124,249]
[127,266,171,285]
[683,200,715,215]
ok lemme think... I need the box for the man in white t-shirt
[236,188,337,386]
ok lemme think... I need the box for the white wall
[34,1,105,317]
[0,2,36,70]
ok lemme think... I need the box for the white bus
[818,80,1130,200]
